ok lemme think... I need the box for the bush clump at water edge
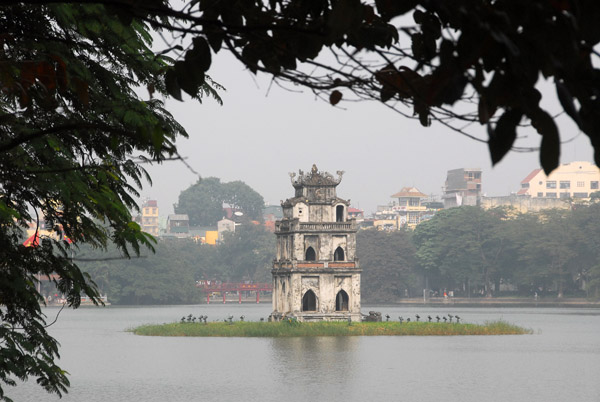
[130,320,531,337]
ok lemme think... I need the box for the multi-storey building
[373,187,437,230]
[517,161,600,200]
[443,168,482,208]
[390,187,428,228]
[270,165,361,322]
[166,214,189,236]
[141,199,159,236]
[217,218,235,242]
[347,207,364,221]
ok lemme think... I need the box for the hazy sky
[141,53,595,216]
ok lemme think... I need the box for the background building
[140,200,159,236]
[166,214,189,237]
[481,194,569,212]
[443,168,482,208]
[217,218,235,242]
[517,161,600,200]
[373,187,437,230]
[347,207,364,222]
[390,187,428,228]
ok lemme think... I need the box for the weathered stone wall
[271,166,361,322]
[481,195,570,212]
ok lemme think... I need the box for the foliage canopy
[412,204,600,298]
[2,0,600,399]
[77,223,275,304]
[0,2,220,399]
[35,0,598,173]
[174,177,265,226]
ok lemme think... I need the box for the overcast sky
[141,53,594,216]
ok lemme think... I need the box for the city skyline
[141,54,595,216]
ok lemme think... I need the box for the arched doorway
[305,246,316,261]
[335,290,349,311]
[336,205,344,222]
[333,246,345,261]
[302,290,317,311]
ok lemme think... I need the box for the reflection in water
[5,305,600,402]
[269,337,360,397]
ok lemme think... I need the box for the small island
[131,320,531,337]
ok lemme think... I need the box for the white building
[518,161,600,200]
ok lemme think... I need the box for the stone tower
[270,165,361,322]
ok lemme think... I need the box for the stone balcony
[275,220,357,233]
[272,259,359,270]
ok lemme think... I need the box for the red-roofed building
[517,168,542,195]
[482,162,600,212]
[393,187,428,227]
[518,162,600,200]
[264,220,276,232]
[23,232,40,247]
[347,207,364,220]
[391,187,428,205]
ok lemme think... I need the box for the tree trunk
[557,261,564,298]
[484,268,492,298]
[558,279,564,298]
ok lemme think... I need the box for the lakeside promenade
[43,295,600,308]
[390,297,600,308]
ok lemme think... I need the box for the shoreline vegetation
[131,320,531,337]
[389,297,600,308]
[42,296,600,308]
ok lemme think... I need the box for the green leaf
[327,0,362,41]
[555,81,582,129]
[165,68,182,101]
[414,101,430,127]
[533,110,560,174]
[329,90,342,105]
[488,108,522,165]
[191,37,212,72]
[174,60,197,97]
[205,26,224,52]
[380,85,395,102]
[375,0,418,22]
[478,94,496,124]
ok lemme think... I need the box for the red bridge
[195,281,272,304]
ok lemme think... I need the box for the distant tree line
[74,204,600,305]
[360,204,600,301]
[76,224,274,305]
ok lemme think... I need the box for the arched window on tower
[305,246,316,261]
[336,205,344,222]
[302,290,317,311]
[335,290,349,311]
[334,246,345,261]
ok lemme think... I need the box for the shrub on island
[131,320,531,337]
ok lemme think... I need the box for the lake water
[7,304,600,402]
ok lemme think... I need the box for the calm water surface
[8,305,600,402]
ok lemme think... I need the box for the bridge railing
[195,282,272,291]
[196,282,273,304]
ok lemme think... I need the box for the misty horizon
[140,54,594,216]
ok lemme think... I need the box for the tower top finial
[289,165,344,188]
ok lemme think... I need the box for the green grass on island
[131,320,531,337]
